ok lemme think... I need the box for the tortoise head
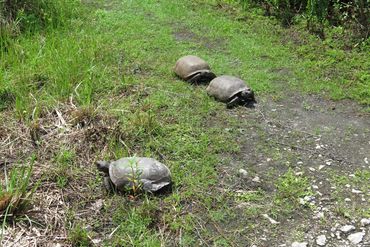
[240,88,256,103]
[96,161,110,174]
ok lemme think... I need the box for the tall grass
[0,0,87,120]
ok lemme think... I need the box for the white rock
[318,165,325,170]
[351,189,362,194]
[345,184,351,188]
[344,198,351,202]
[360,218,370,226]
[347,232,365,244]
[309,167,316,171]
[316,235,326,246]
[340,225,355,233]
[365,157,368,164]
[252,176,261,183]
[315,211,324,219]
[92,239,102,244]
[238,169,248,178]
[262,214,280,224]
[291,242,308,247]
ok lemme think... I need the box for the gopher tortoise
[96,157,171,193]
[206,75,256,108]
[174,55,216,83]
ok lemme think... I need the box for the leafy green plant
[126,157,143,196]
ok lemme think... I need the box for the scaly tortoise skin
[96,157,171,193]
[174,55,216,83]
[206,75,256,108]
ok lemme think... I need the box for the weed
[68,224,90,247]
[0,155,37,243]
[53,148,76,188]
[274,169,312,209]
[126,157,143,196]
[0,158,35,216]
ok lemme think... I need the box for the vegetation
[0,0,369,245]
[0,0,79,50]
[0,157,36,218]
[238,0,369,42]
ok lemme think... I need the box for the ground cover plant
[0,0,369,246]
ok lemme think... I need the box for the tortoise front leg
[103,177,114,192]
[226,96,242,108]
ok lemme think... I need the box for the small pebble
[252,176,261,183]
[340,225,355,233]
[316,235,326,246]
[238,169,248,178]
[347,232,365,244]
[344,198,351,202]
[351,189,362,194]
[360,218,370,226]
[291,242,308,247]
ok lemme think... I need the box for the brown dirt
[172,23,228,51]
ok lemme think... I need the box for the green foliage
[0,0,80,50]
[54,148,76,188]
[0,88,15,111]
[0,0,79,29]
[238,0,369,39]
[68,224,90,247]
[275,169,312,204]
[0,156,36,218]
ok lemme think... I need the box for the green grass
[0,0,369,245]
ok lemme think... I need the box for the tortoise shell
[108,157,171,192]
[174,55,216,83]
[206,75,252,102]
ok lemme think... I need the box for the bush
[0,0,79,50]
[238,0,369,39]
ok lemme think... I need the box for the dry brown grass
[0,102,123,246]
